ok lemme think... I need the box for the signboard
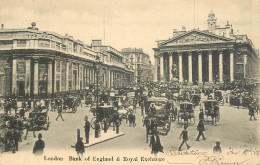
[127,92,135,98]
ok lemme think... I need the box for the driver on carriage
[149,103,156,115]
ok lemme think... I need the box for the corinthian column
[198,51,203,83]
[47,60,53,94]
[188,52,193,83]
[208,51,213,83]
[154,56,158,82]
[243,53,247,78]
[219,50,223,82]
[160,55,164,81]
[12,58,17,96]
[169,54,173,81]
[178,52,183,83]
[230,49,234,82]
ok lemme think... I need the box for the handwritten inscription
[198,155,250,165]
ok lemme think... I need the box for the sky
[0,0,259,64]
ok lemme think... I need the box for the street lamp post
[94,56,102,121]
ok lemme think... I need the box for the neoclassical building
[153,10,259,84]
[121,48,153,83]
[0,23,134,98]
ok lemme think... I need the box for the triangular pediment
[160,29,233,46]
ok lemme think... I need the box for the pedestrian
[141,101,144,116]
[149,103,156,115]
[19,108,25,119]
[84,116,90,144]
[196,119,207,141]
[115,119,120,134]
[12,131,20,152]
[149,130,164,155]
[75,137,85,156]
[95,122,100,138]
[179,125,191,151]
[249,103,257,121]
[51,98,55,112]
[213,141,222,154]
[199,108,204,121]
[33,133,45,155]
[56,104,64,121]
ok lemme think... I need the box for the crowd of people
[0,78,259,155]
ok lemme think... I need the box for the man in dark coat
[75,137,85,156]
[149,130,163,155]
[179,125,191,151]
[33,133,45,155]
[196,119,206,141]
[149,104,156,115]
[84,116,90,144]
[249,103,257,121]
[199,109,204,121]
[56,103,64,121]
[95,122,100,138]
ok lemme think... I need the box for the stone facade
[0,23,134,98]
[121,48,153,83]
[153,11,259,84]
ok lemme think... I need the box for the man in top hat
[199,108,204,121]
[84,116,90,144]
[196,119,206,141]
[33,133,45,155]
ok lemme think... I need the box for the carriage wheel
[102,118,110,130]
[91,117,97,129]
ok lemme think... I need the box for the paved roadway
[1,99,259,165]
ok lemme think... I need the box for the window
[51,41,55,48]
[17,40,26,47]
[73,44,77,52]
[56,43,61,50]
[68,43,72,52]
[0,40,12,48]
[62,45,66,51]
[39,40,50,48]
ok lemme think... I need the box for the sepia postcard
[0,0,259,164]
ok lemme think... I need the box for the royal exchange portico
[153,29,259,84]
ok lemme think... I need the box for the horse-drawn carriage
[229,92,240,106]
[214,90,224,105]
[28,108,50,130]
[144,97,171,135]
[63,96,80,113]
[90,105,120,130]
[191,94,201,108]
[203,100,220,125]
[177,102,195,125]
[0,115,24,153]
